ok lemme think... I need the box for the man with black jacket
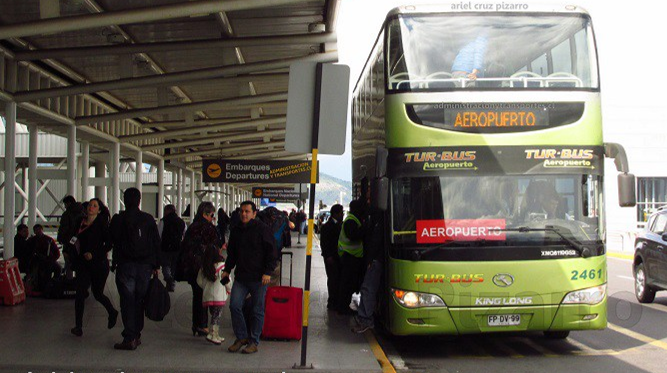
[320,204,344,310]
[57,195,84,278]
[221,200,276,355]
[158,204,185,292]
[110,188,161,351]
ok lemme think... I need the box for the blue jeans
[357,260,382,327]
[115,263,152,342]
[229,279,267,345]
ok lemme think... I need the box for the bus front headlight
[392,288,446,308]
[562,284,606,305]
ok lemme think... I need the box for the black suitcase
[44,275,77,299]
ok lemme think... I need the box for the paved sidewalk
[0,232,383,373]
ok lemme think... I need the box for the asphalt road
[375,256,667,373]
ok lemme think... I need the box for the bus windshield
[391,175,603,250]
[387,14,598,90]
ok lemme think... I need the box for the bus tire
[634,262,656,304]
[543,331,570,339]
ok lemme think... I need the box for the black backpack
[120,211,153,260]
[161,217,183,253]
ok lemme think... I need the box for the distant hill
[315,173,352,210]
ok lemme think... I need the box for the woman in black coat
[183,201,223,336]
[70,198,118,337]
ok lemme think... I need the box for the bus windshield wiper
[497,226,591,258]
[409,242,476,261]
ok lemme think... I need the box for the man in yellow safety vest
[336,199,366,314]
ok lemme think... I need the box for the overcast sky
[319,0,667,181]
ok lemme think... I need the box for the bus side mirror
[371,177,389,212]
[618,173,636,207]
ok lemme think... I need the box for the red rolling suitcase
[262,252,303,340]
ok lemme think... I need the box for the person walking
[320,204,344,310]
[158,204,185,292]
[182,202,222,337]
[70,198,118,337]
[336,199,366,315]
[196,244,231,345]
[216,208,231,244]
[57,195,85,279]
[110,188,161,350]
[221,201,276,354]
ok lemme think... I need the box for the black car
[634,208,667,303]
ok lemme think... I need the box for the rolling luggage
[262,252,302,340]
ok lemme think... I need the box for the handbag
[144,275,171,321]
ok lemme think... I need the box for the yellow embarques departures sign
[206,163,222,179]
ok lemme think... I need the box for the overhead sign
[203,159,318,183]
[286,62,350,155]
[252,187,304,202]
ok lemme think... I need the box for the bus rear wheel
[544,331,570,339]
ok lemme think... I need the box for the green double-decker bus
[351,4,635,338]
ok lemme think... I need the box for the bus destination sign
[417,219,506,244]
[388,145,603,177]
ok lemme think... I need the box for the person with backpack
[181,202,223,337]
[196,244,232,345]
[158,204,185,292]
[70,198,118,337]
[257,206,288,286]
[110,188,161,351]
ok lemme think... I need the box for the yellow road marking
[608,323,667,353]
[566,337,604,354]
[521,338,559,357]
[488,338,524,358]
[461,338,493,359]
[366,331,397,373]
[607,252,633,260]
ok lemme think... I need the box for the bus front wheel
[544,331,570,339]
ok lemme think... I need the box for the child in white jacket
[197,245,232,345]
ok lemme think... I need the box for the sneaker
[351,324,373,334]
[241,343,259,354]
[228,338,249,353]
[113,339,138,351]
[206,334,223,345]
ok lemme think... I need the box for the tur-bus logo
[414,274,484,283]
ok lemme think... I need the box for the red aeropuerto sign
[416,219,506,243]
